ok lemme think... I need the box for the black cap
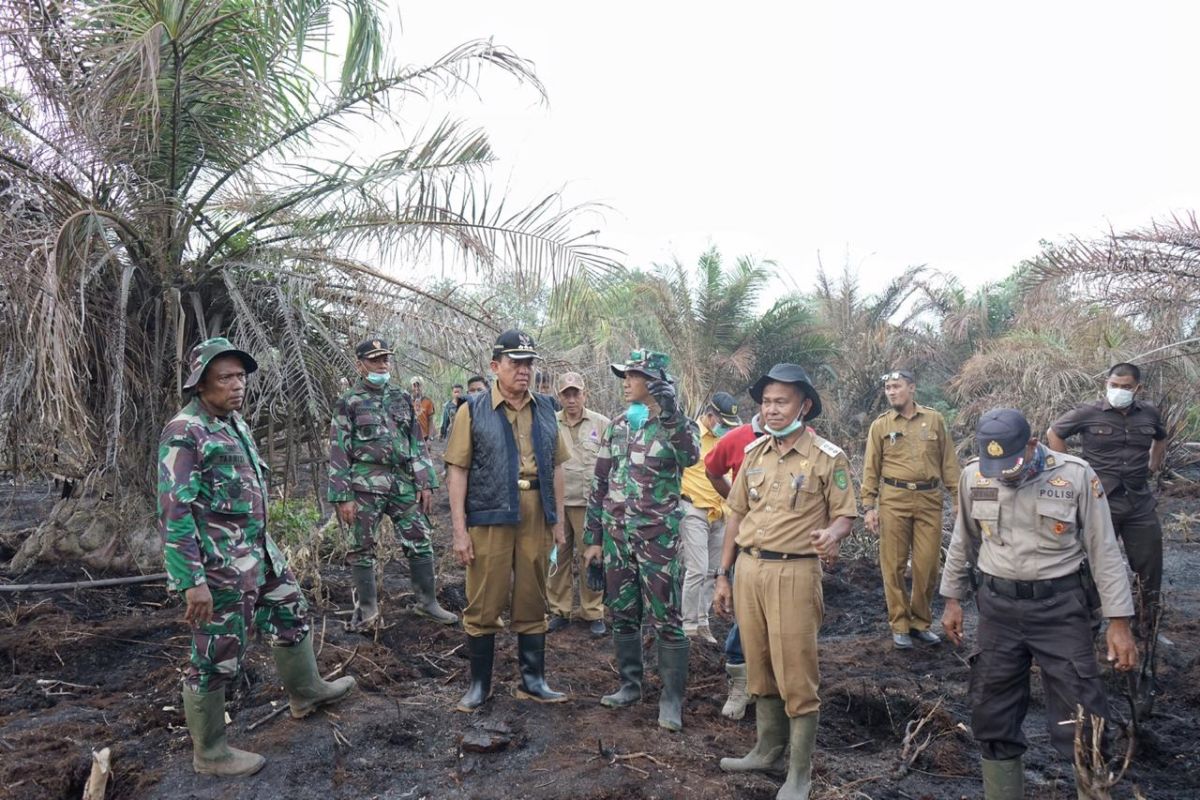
[749,364,822,420]
[708,392,741,426]
[976,408,1032,478]
[355,337,393,359]
[492,329,538,361]
[881,369,915,383]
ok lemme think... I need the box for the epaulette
[814,435,843,458]
[743,434,770,453]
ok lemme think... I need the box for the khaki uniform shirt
[727,430,859,555]
[680,419,726,520]
[940,448,1134,618]
[861,404,960,507]
[557,407,611,507]
[444,384,571,476]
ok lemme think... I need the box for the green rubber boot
[600,631,643,708]
[656,637,690,732]
[719,695,788,773]
[409,555,459,624]
[981,757,1024,800]
[348,563,380,631]
[777,711,818,800]
[182,685,265,777]
[272,634,357,718]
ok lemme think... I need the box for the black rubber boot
[514,633,567,703]
[600,630,643,708]
[657,637,690,731]
[455,634,495,712]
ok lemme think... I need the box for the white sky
[383,1,1200,293]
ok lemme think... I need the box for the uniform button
[765,506,773,511]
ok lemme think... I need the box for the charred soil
[1,486,1198,800]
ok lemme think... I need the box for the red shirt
[704,423,760,478]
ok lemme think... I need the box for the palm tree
[0,0,614,571]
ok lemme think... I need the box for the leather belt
[984,571,1081,600]
[517,478,540,491]
[746,547,817,561]
[883,476,940,491]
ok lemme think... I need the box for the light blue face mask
[764,416,804,438]
[548,545,559,578]
[627,402,649,430]
[365,372,389,387]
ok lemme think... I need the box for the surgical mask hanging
[626,401,649,430]
[764,416,804,438]
[548,544,560,578]
[365,372,389,387]
[1106,387,1135,409]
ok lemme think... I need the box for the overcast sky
[386,1,1200,292]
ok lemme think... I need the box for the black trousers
[969,584,1110,762]
[1107,487,1163,632]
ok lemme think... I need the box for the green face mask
[626,402,649,430]
[763,416,804,438]
[365,372,389,387]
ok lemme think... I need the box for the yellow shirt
[680,418,725,520]
[728,429,859,554]
[443,384,570,475]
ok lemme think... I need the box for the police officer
[1047,362,1167,639]
[546,372,610,636]
[445,329,571,711]
[941,409,1137,800]
[713,364,857,800]
[582,350,700,732]
[328,338,457,630]
[159,338,355,777]
[861,369,961,648]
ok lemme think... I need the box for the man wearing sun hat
[445,329,572,712]
[159,338,355,777]
[713,363,856,800]
[582,349,701,732]
[679,391,741,645]
[328,337,457,631]
[940,408,1137,800]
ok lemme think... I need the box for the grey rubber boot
[409,555,458,624]
[656,637,690,732]
[600,631,644,708]
[777,711,818,800]
[719,695,788,773]
[721,661,751,720]
[981,757,1024,800]
[182,685,265,777]
[348,563,380,631]
[272,634,357,718]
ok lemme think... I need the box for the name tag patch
[970,486,999,501]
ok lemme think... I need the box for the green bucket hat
[611,348,672,381]
[182,337,258,391]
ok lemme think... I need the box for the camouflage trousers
[349,488,434,567]
[185,564,310,692]
[602,519,686,643]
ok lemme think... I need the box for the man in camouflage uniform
[159,338,355,778]
[328,338,457,629]
[583,349,701,732]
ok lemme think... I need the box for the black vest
[464,391,559,527]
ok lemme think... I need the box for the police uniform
[941,409,1134,797]
[160,338,354,777]
[861,390,960,642]
[1050,397,1166,630]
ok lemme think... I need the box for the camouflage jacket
[157,398,287,593]
[584,412,701,545]
[327,379,438,501]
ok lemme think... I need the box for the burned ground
[1,484,1198,800]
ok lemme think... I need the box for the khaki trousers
[878,483,944,634]
[546,506,605,621]
[463,488,552,637]
[734,551,823,717]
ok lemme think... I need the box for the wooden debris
[82,747,111,800]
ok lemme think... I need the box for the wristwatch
[714,567,730,578]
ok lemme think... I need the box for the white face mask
[1106,387,1135,409]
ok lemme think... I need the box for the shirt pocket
[1036,500,1077,549]
[789,471,824,516]
[354,412,387,440]
[744,468,768,506]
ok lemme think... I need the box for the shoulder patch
[744,434,770,454]
[815,437,843,458]
[165,436,196,450]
